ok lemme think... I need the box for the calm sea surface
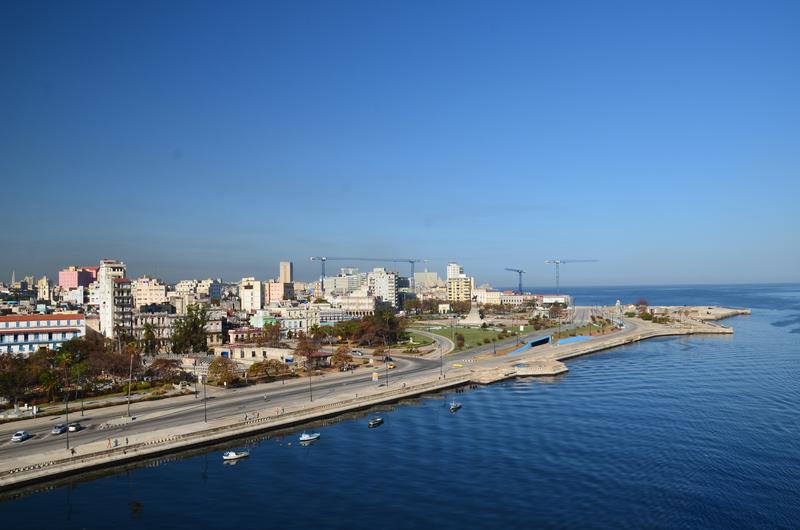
[1,284,798,529]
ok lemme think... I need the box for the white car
[11,430,30,442]
[68,422,83,432]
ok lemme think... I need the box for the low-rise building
[0,314,87,355]
[213,344,294,368]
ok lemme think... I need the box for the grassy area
[406,331,435,347]
[414,324,537,351]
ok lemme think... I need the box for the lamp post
[202,374,208,423]
[126,346,134,418]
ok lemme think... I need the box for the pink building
[58,266,94,289]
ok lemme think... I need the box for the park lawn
[416,324,539,351]
[406,330,435,347]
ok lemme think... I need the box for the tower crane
[544,259,598,294]
[504,268,526,293]
[310,256,424,285]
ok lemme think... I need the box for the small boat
[368,417,384,428]
[299,432,321,442]
[222,450,250,461]
[449,401,462,413]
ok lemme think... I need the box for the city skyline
[3,1,799,285]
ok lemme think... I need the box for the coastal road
[0,319,580,462]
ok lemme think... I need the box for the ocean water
[1,284,798,529]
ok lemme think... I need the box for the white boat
[368,417,384,428]
[449,401,462,413]
[299,432,321,442]
[222,450,250,460]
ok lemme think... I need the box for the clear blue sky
[2,0,798,286]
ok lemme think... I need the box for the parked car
[11,431,30,442]
[68,422,83,432]
[352,350,364,356]
[387,362,396,369]
[51,424,67,435]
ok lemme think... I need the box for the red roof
[0,328,82,335]
[113,278,131,283]
[0,314,84,322]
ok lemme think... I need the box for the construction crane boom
[504,268,526,293]
[310,256,424,288]
[544,259,598,294]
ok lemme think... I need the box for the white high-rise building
[239,277,263,313]
[279,261,293,284]
[367,267,399,308]
[447,262,464,280]
[97,259,133,338]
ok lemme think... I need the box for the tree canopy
[172,304,209,354]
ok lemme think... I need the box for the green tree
[172,304,209,354]
[208,357,239,386]
[0,354,33,406]
[141,322,158,353]
[263,322,282,346]
[454,332,465,349]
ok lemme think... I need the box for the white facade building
[97,259,132,338]
[132,276,168,308]
[239,277,263,313]
[446,262,464,280]
[0,314,87,355]
[367,267,399,308]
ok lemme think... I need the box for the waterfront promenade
[0,307,746,491]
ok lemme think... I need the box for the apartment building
[0,314,87,355]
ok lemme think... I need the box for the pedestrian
[71,448,76,455]
[107,439,111,449]
[281,407,284,414]
[114,438,118,447]
[125,437,129,445]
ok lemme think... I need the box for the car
[68,422,83,432]
[384,356,394,362]
[11,431,30,442]
[51,424,67,435]
[352,350,364,356]
[386,362,396,369]
[452,363,464,368]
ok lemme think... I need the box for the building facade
[132,276,169,309]
[97,259,133,338]
[367,267,398,308]
[239,277,263,313]
[0,314,87,355]
[279,261,293,284]
[58,266,94,290]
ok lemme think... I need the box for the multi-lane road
[0,320,573,462]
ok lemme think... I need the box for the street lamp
[202,374,208,423]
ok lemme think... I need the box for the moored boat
[222,450,250,461]
[368,417,384,428]
[449,401,462,413]
[299,432,321,442]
